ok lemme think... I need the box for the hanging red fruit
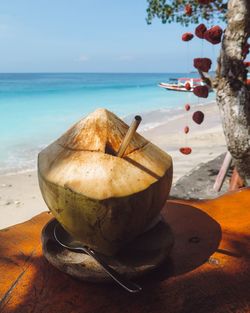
[204,26,223,45]
[182,33,194,42]
[244,61,250,68]
[185,82,191,90]
[185,103,191,111]
[185,4,193,16]
[195,24,207,39]
[198,0,211,4]
[193,85,209,98]
[243,44,250,59]
[180,147,192,155]
[192,111,205,124]
[193,58,212,72]
[184,126,190,134]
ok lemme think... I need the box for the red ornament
[185,82,191,90]
[193,58,212,72]
[204,26,223,45]
[182,32,194,42]
[243,44,250,58]
[195,23,207,39]
[185,104,191,111]
[192,111,205,124]
[198,0,211,4]
[244,61,250,67]
[184,126,190,134]
[193,85,209,98]
[185,4,193,16]
[180,147,192,155]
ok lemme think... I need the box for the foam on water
[0,73,215,174]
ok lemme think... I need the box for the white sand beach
[0,100,226,229]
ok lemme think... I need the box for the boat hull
[158,83,193,92]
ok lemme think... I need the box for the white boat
[159,77,205,92]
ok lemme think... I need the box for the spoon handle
[80,246,142,293]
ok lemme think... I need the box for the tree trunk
[216,0,250,185]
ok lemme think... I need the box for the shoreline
[0,100,226,229]
[0,98,215,176]
[142,100,226,182]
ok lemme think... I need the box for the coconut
[38,108,173,256]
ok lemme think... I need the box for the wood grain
[0,188,250,313]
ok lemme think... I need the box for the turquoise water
[0,73,215,174]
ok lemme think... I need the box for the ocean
[0,73,215,174]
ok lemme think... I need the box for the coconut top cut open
[38,108,172,200]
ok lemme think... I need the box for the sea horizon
[0,72,215,175]
[0,71,198,74]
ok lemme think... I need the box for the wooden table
[0,188,250,313]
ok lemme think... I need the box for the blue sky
[0,0,223,73]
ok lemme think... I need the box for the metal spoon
[53,222,142,293]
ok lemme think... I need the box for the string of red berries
[179,0,222,155]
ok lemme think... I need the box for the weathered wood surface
[0,188,250,313]
[216,0,250,183]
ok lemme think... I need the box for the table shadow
[141,202,222,282]
[1,203,225,313]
